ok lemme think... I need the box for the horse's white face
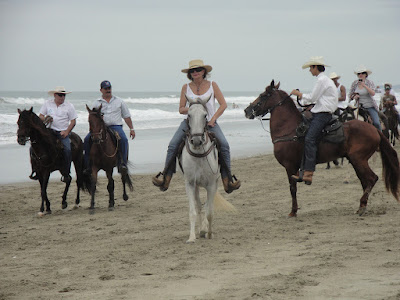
[187,103,208,148]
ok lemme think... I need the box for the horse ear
[86,104,91,113]
[18,108,22,114]
[198,94,212,106]
[270,80,275,88]
[99,103,103,112]
[276,81,280,90]
[29,107,33,112]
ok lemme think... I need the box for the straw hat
[181,59,212,73]
[329,72,340,79]
[354,65,372,75]
[301,56,330,69]
[384,83,392,90]
[48,86,72,96]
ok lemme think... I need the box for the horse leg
[350,159,378,216]
[89,169,98,213]
[107,171,115,211]
[185,182,197,243]
[73,156,82,208]
[61,175,72,210]
[287,170,299,217]
[202,183,217,239]
[38,173,51,216]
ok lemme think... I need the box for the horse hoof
[89,209,95,215]
[186,239,195,244]
[123,194,128,201]
[37,212,45,217]
[73,204,80,210]
[62,203,68,210]
[108,207,115,211]
[357,207,367,216]
[288,212,297,217]
[200,231,206,238]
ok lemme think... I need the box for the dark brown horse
[17,108,90,215]
[383,102,399,146]
[86,105,133,211]
[244,80,400,216]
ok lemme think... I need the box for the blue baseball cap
[100,80,112,89]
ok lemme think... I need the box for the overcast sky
[1,0,399,93]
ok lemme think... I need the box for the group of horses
[17,106,133,216]
[16,82,400,243]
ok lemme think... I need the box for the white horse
[182,95,220,243]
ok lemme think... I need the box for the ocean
[0,90,274,184]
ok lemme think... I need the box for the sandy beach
[1,145,400,300]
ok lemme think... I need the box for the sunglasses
[56,93,66,97]
[357,72,368,75]
[189,67,205,74]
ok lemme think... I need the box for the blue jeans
[84,125,128,168]
[366,107,382,131]
[164,120,231,178]
[54,131,72,175]
[304,112,332,172]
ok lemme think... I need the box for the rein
[185,132,215,158]
[89,114,119,158]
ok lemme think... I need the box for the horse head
[17,107,36,145]
[185,94,211,148]
[244,80,282,119]
[87,104,105,144]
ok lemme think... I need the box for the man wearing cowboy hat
[329,72,347,116]
[290,56,338,184]
[83,80,135,175]
[380,83,399,121]
[36,86,77,182]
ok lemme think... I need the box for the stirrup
[29,171,38,180]
[152,172,164,187]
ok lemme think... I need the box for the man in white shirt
[290,56,338,184]
[83,80,135,175]
[38,86,78,182]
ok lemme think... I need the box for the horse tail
[214,192,237,213]
[123,161,134,191]
[379,130,400,201]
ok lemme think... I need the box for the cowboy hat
[354,65,372,75]
[48,86,72,95]
[181,59,212,73]
[301,56,330,69]
[329,72,340,79]
[384,83,392,90]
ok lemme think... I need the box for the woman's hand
[207,118,216,127]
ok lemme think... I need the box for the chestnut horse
[86,105,133,212]
[244,80,400,216]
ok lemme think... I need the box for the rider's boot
[222,175,241,194]
[291,170,313,185]
[152,172,172,192]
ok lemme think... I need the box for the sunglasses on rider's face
[357,72,368,76]
[56,93,66,97]
[189,67,205,74]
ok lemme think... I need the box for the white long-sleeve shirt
[300,73,338,113]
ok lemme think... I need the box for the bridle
[88,112,118,158]
[251,90,293,118]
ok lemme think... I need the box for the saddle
[296,112,345,144]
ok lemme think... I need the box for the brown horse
[244,80,400,216]
[17,108,90,215]
[383,102,399,146]
[86,105,133,212]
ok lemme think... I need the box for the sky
[0,0,399,93]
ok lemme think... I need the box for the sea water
[0,90,273,184]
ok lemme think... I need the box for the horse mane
[21,109,58,153]
[277,89,302,117]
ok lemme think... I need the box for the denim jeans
[84,125,128,167]
[54,131,72,175]
[366,107,382,131]
[164,120,231,178]
[304,112,332,172]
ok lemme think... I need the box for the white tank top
[186,81,216,121]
